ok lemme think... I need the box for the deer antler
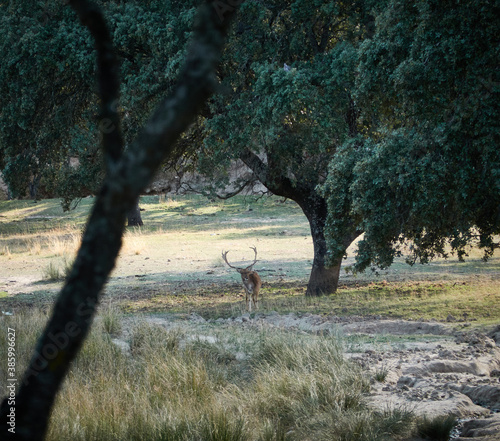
[222,250,238,269]
[245,246,258,270]
[222,247,259,270]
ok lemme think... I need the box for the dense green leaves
[0,0,195,202]
[322,0,500,270]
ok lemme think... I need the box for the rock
[397,376,418,388]
[111,338,131,354]
[366,390,490,419]
[456,413,500,440]
[341,320,452,336]
[189,312,206,323]
[457,385,500,411]
[404,355,500,377]
[488,326,500,345]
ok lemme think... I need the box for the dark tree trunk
[29,174,41,201]
[307,217,342,296]
[238,149,360,296]
[127,200,143,226]
[298,194,358,296]
[299,196,339,296]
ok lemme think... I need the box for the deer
[222,246,262,312]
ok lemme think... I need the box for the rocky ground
[121,312,500,440]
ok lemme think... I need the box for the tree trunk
[307,230,342,296]
[127,199,143,226]
[299,195,357,296]
[29,174,41,201]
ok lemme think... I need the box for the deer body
[237,268,262,312]
[222,247,262,312]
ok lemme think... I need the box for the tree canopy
[0,0,197,204]
[321,0,500,271]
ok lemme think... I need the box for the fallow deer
[222,246,262,312]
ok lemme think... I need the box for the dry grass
[0,309,416,441]
[1,227,82,257]
[121,228,148,256]
[0,244,11,258]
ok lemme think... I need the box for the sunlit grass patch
[121,227,147,256]
[120,279,500,326]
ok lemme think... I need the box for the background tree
[0,0,198,210]
[197,0,374,295]
[321,0,500,272]
[0,0,237,439]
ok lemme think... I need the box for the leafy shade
[321,0,500,271]
[0,0,198,203]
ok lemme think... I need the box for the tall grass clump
[0,245,11,257]
[1,310,418,441]
[237,331,415,440]
[42,261,62,281]
[121,229,147,255]
[416,414,458,441]
[99,304,123,336]
[42,256,75,281]
[0,309,50,385]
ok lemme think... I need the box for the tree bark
[299,195,345,296]
[127,199,143,226]
[29,174,41,201]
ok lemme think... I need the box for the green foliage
[1,0,498,276]
[0,0,196,202]
[321,0,500,271]
[199,1,366,192]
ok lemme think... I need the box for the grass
[41,256,75,282]
[0,195,499,438]
[0,308,417,441]
[1,195,499,325]
[116,279,500,327]
[416,414,458,441]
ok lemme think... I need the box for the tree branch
[239,148,301,200]
[70,0,124,170]
[0,2,240,440]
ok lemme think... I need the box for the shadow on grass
[0,289,57,310]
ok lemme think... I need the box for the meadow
[0,195,499,440]
[1,195,498,323]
